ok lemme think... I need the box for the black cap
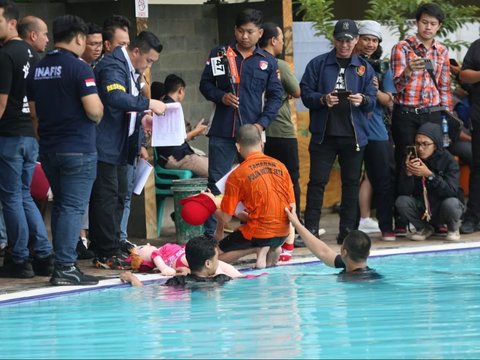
[333,19,359,40]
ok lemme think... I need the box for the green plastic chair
[152,147,193,236]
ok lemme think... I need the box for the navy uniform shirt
[28,48,99,153]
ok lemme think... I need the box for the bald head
[18,15,49,52]
[235,124,263,157]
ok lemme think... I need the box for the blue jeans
[0,136,52,263]
[120,162,136,241]
[304,137,365,235]
[40,152,97,265]
[0,203,7,246]
[204,136,239,236]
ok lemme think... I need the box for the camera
[366,58,390,74]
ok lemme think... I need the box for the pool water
[1,249,480,359]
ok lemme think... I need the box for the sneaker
[0,260,35,278]
[76,237,95,260]
[50,264,99,286]
[410,225,434,241]
[94,255,131,270]
[382,232,396,241]
[294,228,326,248]
[394,227,407,237]
[460,219,480,234]
[32,254,54,276]
[434,225,448,236]
[278,249,292,262]
[446,230,461,241]
[358,218,381,233]
[119,239,136,254]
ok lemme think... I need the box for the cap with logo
[333,19,359,40]
[358,20,383,42]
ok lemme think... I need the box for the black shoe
[460,219,480,234]
[293,234,306,248]
[32,254,54,276]
[50,264,99,286]
[94,255,131,270]
[0,260,35,278]
[77,237,95,260]
[119,239,136,254]
[337,232,348,245]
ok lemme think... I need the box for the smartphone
[332,90,352,100]
[423,58,434,71]
[449,58,459,66]
[406,145,418,160]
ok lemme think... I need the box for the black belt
[396,105,446,115]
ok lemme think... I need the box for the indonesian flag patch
[84,78,96,87]
[259,60,268,70]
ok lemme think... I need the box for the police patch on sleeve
[259,60,268,70]
[84,78,96,87]
[106,83,126,92]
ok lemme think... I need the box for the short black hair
[259,22,280,48]
[52,15,88,44]
[235,8,263,28]
[185,235,218,273]
[343,230,371,262]
[0,0,19,21]
[18,16,40,39]
[151,81,165,100]
[87,22,102,36]
[164,74,186,95]
[415,2,445,23]
[102,14,130,43]
[128,31,162,54]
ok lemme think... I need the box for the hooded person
[395,123,464,241]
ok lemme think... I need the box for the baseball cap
[179,193,217,226]
[333,19,359,40]
[358,20,382,42]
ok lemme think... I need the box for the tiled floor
[1,201,479,296]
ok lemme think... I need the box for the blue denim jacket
[300,49,377,147]
[199,44,283,138]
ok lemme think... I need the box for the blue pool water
[1,249,480,359]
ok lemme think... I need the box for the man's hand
[141,114,153,136]
[407,56,426,75]
[406,157,433,178]
[139,146,149,160]
[149,99,167,115]
[348,93,364,107]
[193,119,208,136]
[222,92,239,108]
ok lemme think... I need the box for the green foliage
[294,0,335,39]
[295,0,480,51]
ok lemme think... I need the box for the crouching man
[395,123,464,241]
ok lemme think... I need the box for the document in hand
[133,158,153,195]
[151,102,187,147]
[215,165,246,214]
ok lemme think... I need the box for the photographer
[354,20,396,241]
[390,3,453,236]
[396,123,463,241]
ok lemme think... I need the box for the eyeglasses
[415,142,434,148]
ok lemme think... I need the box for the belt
[397,105,446,115]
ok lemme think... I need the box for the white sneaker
[410,225,434,241]
[358,217,381,233]
[446,230,461,241]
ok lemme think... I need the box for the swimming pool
[1,248,480,359]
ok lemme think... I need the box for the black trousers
[89,161,128,258]
[464,105,480,222]
[264,137,301,218]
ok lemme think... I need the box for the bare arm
[0,93,7,120]
[120,271,144,287]
[459,69,480,84]
[284,207,338,268]
[186,119,208,141]
[81,94,104,124]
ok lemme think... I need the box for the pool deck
[1,202,480,301]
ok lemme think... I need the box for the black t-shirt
[0,40,37,137]
[164,273,232,287]
[326,57,355,137]
[334,254,382,281]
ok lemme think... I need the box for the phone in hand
[422,58,434,71]
[332,90,352,100]
[406,145,418,161]
[449,58,459,67]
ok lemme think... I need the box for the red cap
[179,193,217,225]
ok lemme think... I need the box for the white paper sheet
[151,102,186,147]
[133,158,153,195]
[215,165,246,214]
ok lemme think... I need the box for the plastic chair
[153,147,193,236]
